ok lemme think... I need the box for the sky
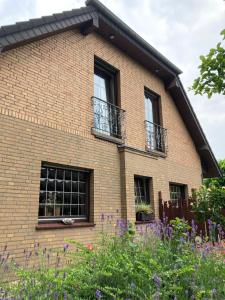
[0,0,225,159]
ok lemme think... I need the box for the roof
[0,0,221,178]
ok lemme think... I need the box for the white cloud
[0,0,224,158]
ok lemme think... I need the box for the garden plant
[0,216,225,300]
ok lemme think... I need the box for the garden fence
[158,191,208,235]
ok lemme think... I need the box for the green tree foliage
[193,160,225,227]
[191,29,225,98]
[193,185,225,226]
[204,159,225,188]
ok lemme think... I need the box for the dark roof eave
[167,77,221,178]
[86,0,182,75]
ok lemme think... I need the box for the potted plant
[136,203,154,222]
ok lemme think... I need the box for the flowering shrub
[1,217,225,299]
[193,186,225,226]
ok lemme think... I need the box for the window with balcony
[92,58,124,140]
[38,164,90,222]
[144,89,167,153]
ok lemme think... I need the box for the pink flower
[87,243,93,251]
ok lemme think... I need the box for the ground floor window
[134,175,153,222]
[39,163,89,221]
[169,183,186,201]
[134,176,150,205]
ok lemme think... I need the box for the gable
[0,0,220,178]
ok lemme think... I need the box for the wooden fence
[158,192,208,235]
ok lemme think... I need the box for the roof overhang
[0,0,221,178]
[167,78,221,178]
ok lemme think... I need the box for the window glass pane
[38,165,89,219]
[79,205,86,216]
[71,205,79,216]
[64,193,71,204]
[39,205,45,217]
[72,171,78,181]
[46,192,55,204]
[40,178,47,191]
[134,176,150,205]
[79,172,86,182]
[145,96,154,123]
[46,205,54,216]
[94,74,108,101]
[79,182,86,193]
[71,193,79,205]
[41,167,47,179]
[55,206,62,217]
[79,194,86,205]
[56,180,63,191]
[56,192,63,204]
[170,184,184,201]
[63,205,70,216]
[39,192,46,204]
[65,170,71,180]
[56,169,64,180]
[72,182,78,193]
[47,179,55,191]
[64,181,71,192]
[48,168,56,179]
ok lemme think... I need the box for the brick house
[0,0,220,258]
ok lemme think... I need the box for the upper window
[169,183,186,201]
[145,90,160,125]
[144,89,167,153]
[93,58,124,139]
[134,176,150,205]
[94,63,115,104]
[38,164,90,221]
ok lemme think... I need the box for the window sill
[91,128,123,145]
[36,222,96,230]
[135,221,154,225]
[145,148,167,158]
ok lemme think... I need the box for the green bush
[1,219,225,299]
[193,185,225,226]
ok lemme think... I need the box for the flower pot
[136,212,154,222]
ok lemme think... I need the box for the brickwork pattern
[0,29,202,259]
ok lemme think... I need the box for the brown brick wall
[0,29,202,259]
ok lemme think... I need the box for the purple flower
[63,244,69,252]
[212,288,217,296]
[153,274,162,288]
[96,289,102,299]
[208,219,212,226]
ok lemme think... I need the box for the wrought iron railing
[145,120,167,153]
[92,96,125,139]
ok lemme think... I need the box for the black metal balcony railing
[145,120,167,153]
[92,96,125,139]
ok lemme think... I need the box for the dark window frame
[38,163,91,223]
[134,175,151,205]
[144,87,167,153]
[93,57,123,139]
[144,88,162,126]
[94,57,118,106]
[169,183,186,201]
